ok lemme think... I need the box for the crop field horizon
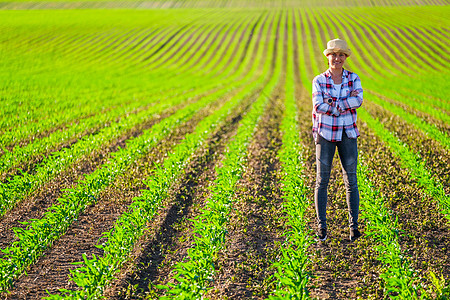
[0,1,449,299]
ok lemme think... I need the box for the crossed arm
[312,76,363,117]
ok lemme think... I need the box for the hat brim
[323,48,351,57]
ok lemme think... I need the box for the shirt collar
[324,68,348,79]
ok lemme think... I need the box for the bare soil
[210,82,285,300]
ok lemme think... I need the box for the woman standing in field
[312,39,363,242]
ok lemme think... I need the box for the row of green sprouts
[0,83,225,219]
[0,84,237,293]
[268,11,312,299]
[44,9,280,298]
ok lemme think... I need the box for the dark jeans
[315,132,359,230]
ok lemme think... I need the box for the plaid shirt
[312,69,363,142]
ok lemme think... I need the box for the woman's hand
[350,90,359,97]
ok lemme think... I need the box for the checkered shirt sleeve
[312,69,363,142]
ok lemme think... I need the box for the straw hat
[323,39,352,57]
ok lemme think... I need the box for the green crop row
[1,99,148,174]
[0,82,227,292]
[0,77,245,218]
[0,9,264,180]
[0,10,253,139]
[268,11,312,300]
[357,160,432,299]
[44,28,274,297]
[364,87,450,126]
[161,11,280,298]
[364,91,449,151]
[35,9,270,297]
[358,108,449,221]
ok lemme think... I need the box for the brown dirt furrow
[209,12,285,298]
[149,23,208,67]
[303,9,323,70]
[189,23,229,68]
[402,26,450,65]
[153,23,210,69]
[245,11,271,72]
[91,28,139,59]
[0,154,104,251]
[421,26,450,48]
[142,24,193,63]
[366,88,450,136]
[92,28,156,61]
[437,26,450,39]
[151,22,216,69]
[364,99,449,191]
[115,27,159,55]
[104,89,258,300]
[203,18,246,74]
[106,17,276,291]
[219,18,253,72]
[11,31,56,50]
[307,8,327,47]
[3,105,111,154]
[338,12,405,70]
[369,23,417,67]
[382,25,443,71]
[296,88,371,300]
[66,31,119,63]
[52,31,102,57]
[291,10,302,88]
[139,25,185,62]
[355,115,450,297]
[164,23,214,70]
[198,20,238,71]
[99,28,150,59]
[121,27,169,61]
[5,199,130,299]
[2,86,238,300]
[296,9,313,81]
[0,94,208,254]
[56,31,103,58]
[210,81,284,300]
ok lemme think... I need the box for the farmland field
[0,0,449,299]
